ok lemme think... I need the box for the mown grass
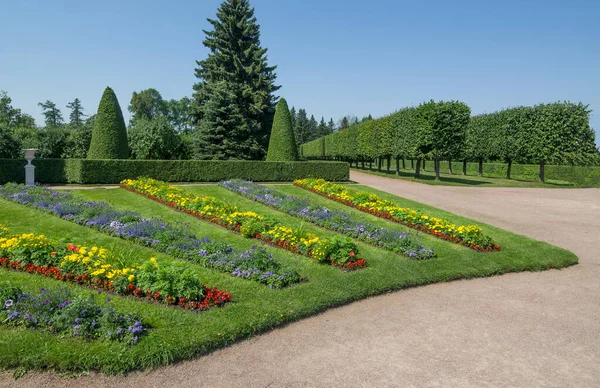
[351,166,574,187]
[0,184,578,375]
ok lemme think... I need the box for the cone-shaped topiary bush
[87,87,129,159]
[266,98,298,161]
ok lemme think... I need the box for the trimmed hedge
[87,87,129,159]
[0,159,349,184]
[266,98,299,161]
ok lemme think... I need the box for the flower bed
[0,224,231,310]
[294,179,501,251]
[120,178,367,270]
[0,183,299,288]
[220,180,436,260]
[0,280,146,345]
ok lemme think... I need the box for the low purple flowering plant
[220,180,436,260]
[0,183,301,288]
[0,281,145,345]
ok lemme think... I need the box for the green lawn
[0,184,578,375]
[351,166,575,187]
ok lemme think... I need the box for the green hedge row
[0,159,349,184]
[302,101,599,182]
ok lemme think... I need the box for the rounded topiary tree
[87,87,129,159]
[266,98,298,161]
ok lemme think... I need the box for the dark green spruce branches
[192,0,280,160]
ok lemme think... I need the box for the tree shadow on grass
[354,167,492,186]
[352,167,576,187]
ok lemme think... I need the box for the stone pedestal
[22,148,38,186]
[25,164,36,186]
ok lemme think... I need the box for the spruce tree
[307,115,318,141]
[294,108,309,146]
[38,100,63,127]
[328,118,336,133]
[87,87,129,159]
[317,117,330,137]
[266,98,298,161]
[67,98,86,127]
[192,0,280,160]
[193,81,258,159]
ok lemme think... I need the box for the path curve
[3,171,599,387]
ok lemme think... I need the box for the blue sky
[1,0,599,142]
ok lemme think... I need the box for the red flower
[349,251,355,257]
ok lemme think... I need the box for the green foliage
[64,116,95,159]
[0,159,349,184]
[266,98,298,161]
[66,98,86,127]
[293,108,310,146]
[128,116,185,160]
[0,91,36,128]
[37,100,63,127]
[128,88,168,123]
[192,0,280,160]
[415,100,470,162]
[0,127,20,158]
[192,81,261,160]
[87,87,129,159]
[166,96,193,133]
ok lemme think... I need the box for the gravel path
[3,171,599,388]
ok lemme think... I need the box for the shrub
[266,98,299,161]
[87,87,129,159]
[0,159,349,184]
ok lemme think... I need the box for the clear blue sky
[1,0,599,143]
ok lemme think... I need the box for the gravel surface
[3,170,599,388]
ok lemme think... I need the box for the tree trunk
[434,158,441,180]
[395,157,400,175]
[478,159,483,177]
[361,159,365,169]
[387,156,391,172]
[462,160,467,175]
[402,158,406,170]
[423,160,427,171]
[411,159,414,169]
[506,160,512,179]
[369,160,372,170]
[539,161,545,183]
[415,159,421,178]
[377,158,382,171]
[448,159,453,175]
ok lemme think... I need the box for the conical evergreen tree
[192,0,280,160]
[87,87,129,159]
[266,98,298,161]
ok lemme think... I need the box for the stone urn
[22,148,38,186]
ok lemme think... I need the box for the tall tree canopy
[66,98,86,127]
[128,88,168,123]
[192,0,280,160]
[38,100,63,127]
[0,91,35,128]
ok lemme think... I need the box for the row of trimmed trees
[301,101,599,182]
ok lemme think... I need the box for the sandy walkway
[3,171,599,387]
